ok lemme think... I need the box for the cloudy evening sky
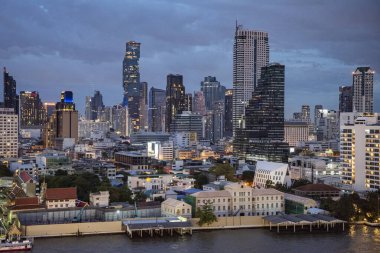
[1,0,379,117]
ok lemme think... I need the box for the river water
[32,225,379,253]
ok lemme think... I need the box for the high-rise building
[234,63,288,163]
[3,67,18,114]
[352,67,374,113]
[184,93,193,112]
[224,89,233,138]
[122,41,140,105]
[165,74,185,132]
[43,91,78,149]
[193,91,206,116]
[85,96,92,120]
[212,101,225,143]
[0,108,18,158]
[284,121,309,147]
[149,87,166,132]
[232,24,269,135]
[315,109,338,141]
[301,105,311,122]
[90,90,104,120]
[314,105,323,126]
[43,102,55,120]
[201,76,225,110]
[140,81,148,131]
[19,91,45,127]
[112,105,130,136]
[170,111,202,139]
[339,86,353,113]
[340,112,380,191]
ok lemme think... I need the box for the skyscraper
[90,90,104,120]
[339,86,353,113]
[149,87,166,132]
[301,105,310,122]
[19,91,45,127]
[165,74,185,132]
[234,63,288,163]
[170,111,203,138]
[232,24,269,135]
[193,91,206,116]
[122,41,140,105]
[85,96,92,120]
[314,105,323,126]
[201,76,225,110]
[224,89,233,137]
[0,108,18,158]
[212,101,225,143]
[184,93,193,112]
[352,67,374,113]
[140,82,149,131]
[3,67,18,114]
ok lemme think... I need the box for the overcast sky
[1,0,379,117]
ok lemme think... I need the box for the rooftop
[252,188,284,196]
[294,184,340,192]
[162,198,189,208]
[284,193,318,204]
[256,161,288,171]
[191,190,231,198]
[45,187,77,200]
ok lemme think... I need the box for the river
[32,225,379,253]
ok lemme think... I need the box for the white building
[191,190,232,217]
[45,187,77,209]
[252,188,285,216]
[127,174,173,193]
[147,141,174,162]
[173,132,198,148]
[225,183,252,216]
[284,121,309,147]
[161,198,192,218]
[89,191,110,207]
[78,120,110,139]
[340,112,380,191]
[0,108,18,158]
[232,25,269,135]
[254,161,289,188]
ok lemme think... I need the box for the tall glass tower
[122,41,141,106]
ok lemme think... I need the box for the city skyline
[0,0,379,117]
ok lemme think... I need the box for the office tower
[201,76,226,110]
[165,74,186,132]
[85,96,92,120]
[234,63,288,163]
[339,86,353,113]
[140,81,148,131]
[170,111,203,139]
[19,91,45,127]
[193,91,206,115]
[43,102,56,119]
[185,93,193,112]
[284,121,309,147]
[212,101,225,143]
[43,91,78,149]
[203,111,213,140]
[340,112,380,191]
[314,105,323,126]
[315,109,338,141]
[3,67,18,114]
[149,87,166,132]
[122,41,140,105]
[224,89,233,137]
[90,90,104,120]
[293,112,303,120]
[0,108,18,158]
[301,105,310,122]
[352,67,374,113]
[232,24,269,135]
[98,106,113,124]
[112,105,129,136]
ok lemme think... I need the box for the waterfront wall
[192,216,267,229]
[22,221,123,237]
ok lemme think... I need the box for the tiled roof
[251,188,284,196]
[18,171,33,183]
[45,187,77,200]
[191,190,231,198]
[294,184,340,192]
[14,197,39,206]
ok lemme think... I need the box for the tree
[133,191,147,203]
[265,180,274,188]
[209,164,237,181]
[242,171,255,184]
[196,201,217,226]
[0,165,13,177]
[194,173,209,189]
[55,169,68,176]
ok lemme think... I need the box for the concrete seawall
[192,216,268,230]
[22,221,123,237]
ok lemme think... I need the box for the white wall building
[191,190,232,217]
[89,191,110,207]
[254,161,289,188]
[173,132,198,148]
[78,120,110,139]
[161,198,192,218]
[147,141,174,162]
[252,188,285,216]
[127,174,173,192]
[340,112,380,191]
[225,183,252,216]
[284,121,309,147]
[0,108,18,158]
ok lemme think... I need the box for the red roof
[14,197,39,206]
[46,187,77,200]
[295,184,340,192]
[19,171,33,183]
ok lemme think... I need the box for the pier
[122,218,192,238]
[263,214,346,233]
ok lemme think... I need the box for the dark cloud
[0,0,379,117]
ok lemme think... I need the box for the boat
[0,238,33,252]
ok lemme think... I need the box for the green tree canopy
[196,201,217,226]
[209,164,237,181]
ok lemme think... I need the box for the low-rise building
[127,174,173,193]
[284,193,319,214]
[191,190,232,217]
[254,161,289,188]
[161,198,192,218]
[225,183,252,216]
[45,187,77,209]
[89,191,109,207]
[293,184,340,198]
[252,188,285,216]
[114,151,151,170]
